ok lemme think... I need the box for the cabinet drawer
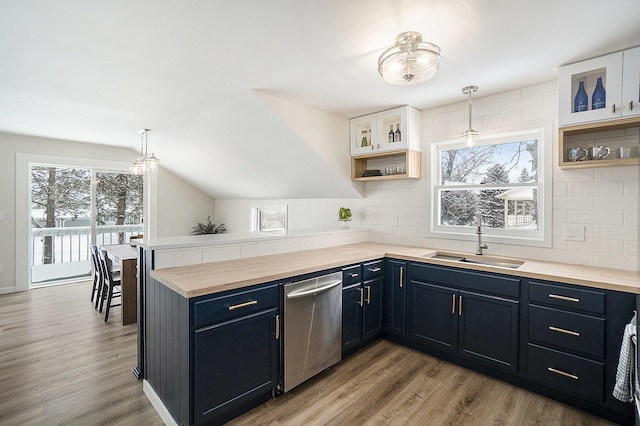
[193,284,278,328]
[529,305,604,358]
[362,260,384,280]
[527,344,604,402]
[342,264,362,286]
[529,281,605,314]
[411,263,520,298]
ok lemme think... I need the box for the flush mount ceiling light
[378,31,442,85]
[130,128,159,175]
[461,85,479,147]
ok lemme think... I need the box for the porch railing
[32,224,143,265]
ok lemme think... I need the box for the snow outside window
[430,125,551,246]
[252,205,288,233]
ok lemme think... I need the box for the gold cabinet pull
[368,267,381,273]
[549,326,580,337]
[452,294,456,314]
[611,103,616,114]
[547,367,578,380]
[458,295,462,316]
[548,294,579,303]
[399,267,404,288]
[365,286,371,304]
[358,288,364,306]
[630,100,634,112]
[228,300,258,311]
[275,315,280,340]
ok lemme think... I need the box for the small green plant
[192,216,227,235]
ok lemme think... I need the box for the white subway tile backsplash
[361,81,638,271]
[568,181,623,196]
[593,253,639,271]
[240,242,273,258]
[202,245,242,263]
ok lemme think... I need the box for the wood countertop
[150,242,640,298]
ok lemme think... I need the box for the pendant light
[461,86,479,147]
[130,129,159,175]
[378,31,442,85]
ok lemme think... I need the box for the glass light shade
[146,154,159,172]
[462,129,479,147]
[378,31,441,85]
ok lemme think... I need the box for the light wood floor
[0,282,617,426]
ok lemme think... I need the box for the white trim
[15,153,157,291]
[0,286,16,295]
[427,121,553,248]
[143,380,178,426]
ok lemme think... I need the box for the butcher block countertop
[150,242,640,298]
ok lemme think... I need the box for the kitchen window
[252,205,288,233]
[429,124,551,246]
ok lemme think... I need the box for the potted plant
[192,216,227,235]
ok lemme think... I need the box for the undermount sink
[424,252,524,269]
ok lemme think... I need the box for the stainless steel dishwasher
[283,271,342,392]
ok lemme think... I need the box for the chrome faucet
[475,213,488,255]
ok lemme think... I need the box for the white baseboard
[143,380,178,426]
[0,286,16,295]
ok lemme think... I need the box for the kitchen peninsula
[135,236,639,425]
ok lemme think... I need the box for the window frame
[251,205,288,233]
[428,122,552,247]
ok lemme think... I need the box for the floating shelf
[351,149,421,181]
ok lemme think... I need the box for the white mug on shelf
[589,145,610,160]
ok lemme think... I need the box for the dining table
[101,244,138,326]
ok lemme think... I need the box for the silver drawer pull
[549,326,580,337]
[228,300,258,311]
[368,267,381,272]
[350,273,359,278]
[548,293,579,303]
[547,367,578,380]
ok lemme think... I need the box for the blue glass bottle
[574,80,588,112]
[592,76,606,110]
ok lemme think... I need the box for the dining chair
[89,244,101,303]
[98,249,122,322]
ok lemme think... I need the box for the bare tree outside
[438,140,538,230]
[96,172,143,244]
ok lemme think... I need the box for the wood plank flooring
[0,281,162,426]
[0,281,618,425]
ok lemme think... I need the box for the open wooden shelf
[351,149,421,181]
[558,116,640,169]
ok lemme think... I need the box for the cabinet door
[558,51,624,126]
[458,291,519,372]
[376,106,408,152]
[193,308,278,425]
[342,284,363,354]
[622,46,640,117]
[350,113,377,155]
[384,260,406,336]
[408,281,457,353]
[362,276,384,340]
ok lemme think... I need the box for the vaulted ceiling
[1,0,639,198]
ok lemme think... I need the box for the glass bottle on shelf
[388,125,394,143]
[361,130,368,147]
[574,80,588,112]
[394,124,401,142]
[592,76,606,110]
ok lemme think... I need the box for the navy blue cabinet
[192,283,280,425]
[384,259,407,337]
[408,276,519,372]
[342,260,384,356]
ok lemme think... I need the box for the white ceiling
[1,0,640,198]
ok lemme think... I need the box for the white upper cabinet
[350,106,421,156]
[621,46,640,118]
[559,47,640,127]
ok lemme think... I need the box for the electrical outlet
[565,224,585,242]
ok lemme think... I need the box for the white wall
[214,198,367,233]
[364,81,640,271]
[0,132,215,293]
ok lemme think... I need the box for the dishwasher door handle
[286,280,342,299]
